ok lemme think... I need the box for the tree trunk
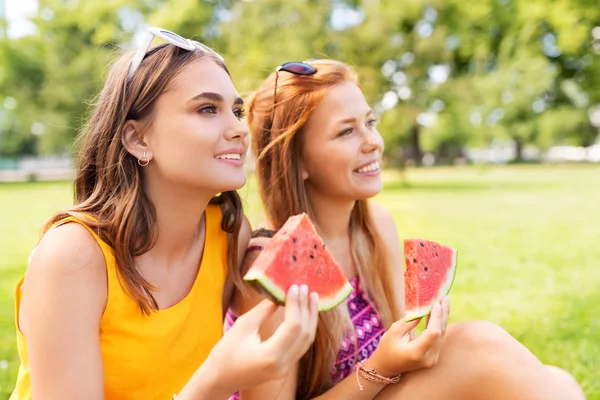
[514,139,523,162]
[410,123,422,166]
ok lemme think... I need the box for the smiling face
[300,81,384,201]
[129,58,249,193]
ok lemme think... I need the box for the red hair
[247,59,399,398]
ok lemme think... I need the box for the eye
[337,127,353,137]
[234,108,246,120]
[366,118,378,128]
[198,104,217,114]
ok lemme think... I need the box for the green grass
[1,165,599,399]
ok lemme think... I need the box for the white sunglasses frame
[127,27,224,82]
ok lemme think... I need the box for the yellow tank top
[10,204,228,400]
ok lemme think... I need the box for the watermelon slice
[404,238,458,322]
[243,213,353,311]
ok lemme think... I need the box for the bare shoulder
[20,222,107,397]
[27,222,107,279]
[21,222,108,334]
[368,201,399,239]
[368,201,406,316]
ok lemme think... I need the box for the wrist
[364,353,400,378]
[356,359,401,390]
[177,356,233,400]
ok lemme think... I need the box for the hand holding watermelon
[198,285,319,393]
[243,213,353,311]
[404,238,458,321]
[363,296,451,377]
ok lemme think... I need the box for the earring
[138,151,150,167]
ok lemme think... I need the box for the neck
[305,187,355,242]
[143,175,214,260]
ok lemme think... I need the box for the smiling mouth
[215,153,242,160]
[354,161,379,173]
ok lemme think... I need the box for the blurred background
[0,0,598,399]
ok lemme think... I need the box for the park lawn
[0,164,598,399]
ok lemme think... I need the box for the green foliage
[0,0,598,160]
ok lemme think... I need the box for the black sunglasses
[271,61,317,128]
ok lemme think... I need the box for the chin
[215,174,247,192]
[353,184,383,200]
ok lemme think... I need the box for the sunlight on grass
[1,165,598,399]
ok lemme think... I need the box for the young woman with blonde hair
[228,59,585,400]
[10,28,320,400]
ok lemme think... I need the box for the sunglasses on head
[127,27,224,82]
[271,61,318,127]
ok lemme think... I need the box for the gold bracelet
[355,361,401,390]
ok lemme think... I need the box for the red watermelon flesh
[404,238,457,322]
[243,213,353,311]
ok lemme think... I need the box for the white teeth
[356,161,379,173]
[215,153,241,160]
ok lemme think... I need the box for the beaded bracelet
[355,361,402,390]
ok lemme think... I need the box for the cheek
[305,146,352,186]
[152,118,218,171]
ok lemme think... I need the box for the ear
[301,167,309,180]
[121,120,152,163]
[299,158,309,180]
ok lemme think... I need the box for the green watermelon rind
[404,249,458,322]
[243,272,354,312]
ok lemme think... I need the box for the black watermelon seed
[413,258,417,263]
[424,266,428,271]
[292,255,297,262]
[420,242,424,247]
[309,254,315,259]
[313,244,318,250]
[322,243,326,249]
[292,237,297,243]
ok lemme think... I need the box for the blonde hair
[46,44,245,315]
[247,59,399,398]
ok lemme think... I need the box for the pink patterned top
[330,275,385,383]
[225,275,385,398]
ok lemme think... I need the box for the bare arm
[180,219,320,399]
[369,202,406,319]
[19,223,107,399]
[231,239,389,400]
[232,205,443,400]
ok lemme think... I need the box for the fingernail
[310,292,319,302]
[290,284,299,294]
[301,285,309,295]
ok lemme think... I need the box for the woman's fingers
[426,303,443,332]
[307,292,319,342]
[441,296,450,335]
[264,285,305,354]
[392,317,421,336]
[234,298,279,331]
[299,285,310,333]
[412,303,443,354]
[295,290,319,356]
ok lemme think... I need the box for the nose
[361,128,384,154]
[224,118,249,142]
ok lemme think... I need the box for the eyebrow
[335,109,373,125]
[189,92,244,105]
